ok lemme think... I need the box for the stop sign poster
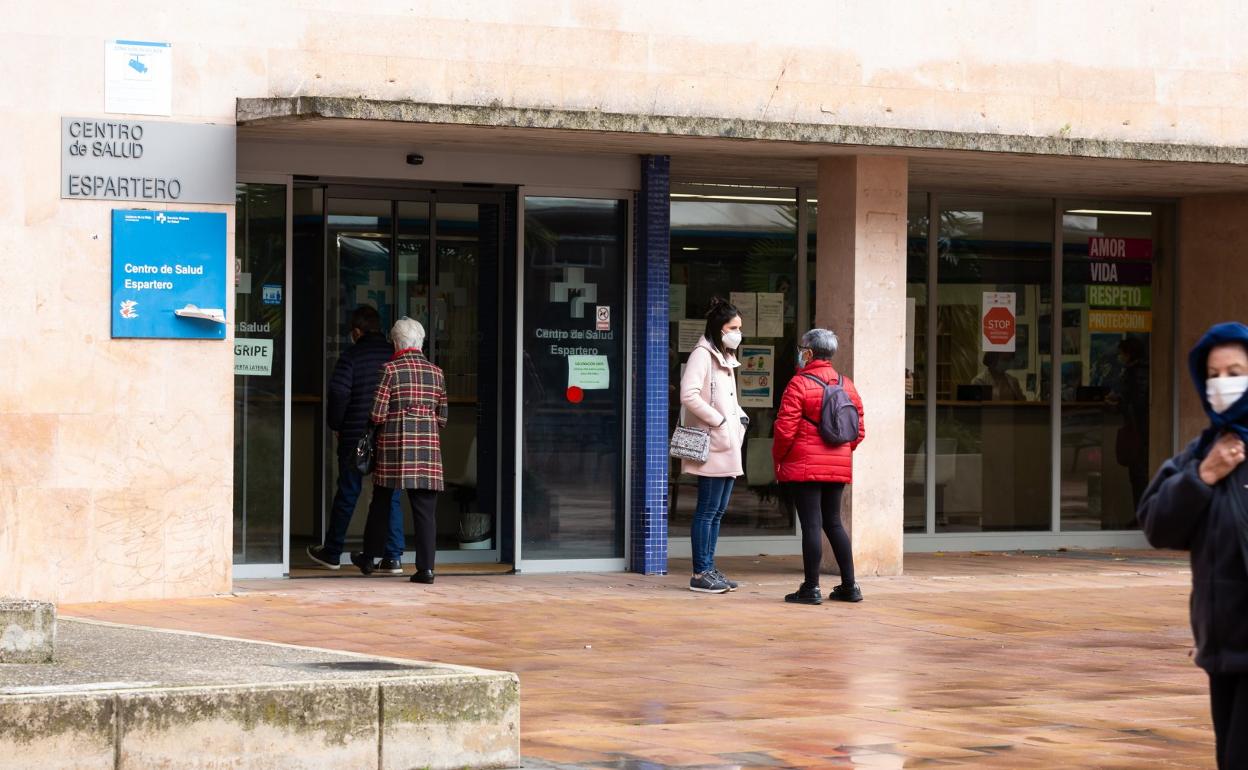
[981,292,1016,352]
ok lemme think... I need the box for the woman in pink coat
[679,298,747,594]
[772,328,866,605]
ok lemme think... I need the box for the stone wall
[16,1,1248,146]
[2,15,235,600]
[1177,195,1248,443]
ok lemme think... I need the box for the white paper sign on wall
[105,40,172,116]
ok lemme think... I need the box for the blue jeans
[323,447,404,561]
[691,476,735,574]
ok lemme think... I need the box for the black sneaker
[709,568,738,591]
[409,569,434,584]
[377,558,403,575]
[306,545,340,570]
[349,551,374,576]
[689,573,730,593]
[830,583,863,602]
[785,583,823,605]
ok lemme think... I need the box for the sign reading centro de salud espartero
[111,210,227,340]
[61,117,235,204]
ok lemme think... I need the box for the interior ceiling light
[681,246,700,251]
[1066,209,1152,216]
[670,193,797,203]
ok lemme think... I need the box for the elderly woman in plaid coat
[362,317,447,584]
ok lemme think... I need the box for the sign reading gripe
[981,292,1016,352]
[61,117,236,204]
[235,338,274,376]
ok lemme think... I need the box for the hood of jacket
[1188,322,1248,457]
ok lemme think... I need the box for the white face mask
[721,330,743,350]
[1206,375,1248,414]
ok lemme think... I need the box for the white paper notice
[730,291,757,337]
[235,338,273,376]
[669,284,687,319]
[677,319,703,353]
[104,40,172,116]
[737,345,774,407]
[567,355,610,390]
[756,292,785,338]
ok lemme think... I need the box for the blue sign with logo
[111,209,227,339]
[261,283,283,305]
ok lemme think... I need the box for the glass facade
[903,193,928,533]
[669,188,800,538]
[900,193,1174,536]
[243,175,1175,573]
[234,183,287,564]
[1059,202,1170,530]
[521,197,629,560]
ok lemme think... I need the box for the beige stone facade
[7,1,1248,602]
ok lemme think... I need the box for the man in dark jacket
[307,306,405,574]
[1138,322,1248,769]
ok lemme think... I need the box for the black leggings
[787,482,854,587]
[1211,672,1248,769]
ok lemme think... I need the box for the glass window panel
[670,191,798,536]
[234,183,288,564]
[522,197,628,560]
[935,196,1053,532]
[1060,201,1167,530]
[322,198,395,558]
[904,193,928,533]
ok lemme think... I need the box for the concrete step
[0,599,55,663]
[0,619,518,769]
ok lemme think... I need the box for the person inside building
[306,305,404,575]
[971,351,1026,401]
[1137,322,1248,769]
[366,317,448,585]
[1111,336,1150,510]
[772,328,866,605]
[679,298,747,594]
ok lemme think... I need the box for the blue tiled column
[630,155,671,575]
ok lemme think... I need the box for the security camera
[406,153,424,166]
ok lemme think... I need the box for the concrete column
[815,155,908,577]
[1178,195,1248,442]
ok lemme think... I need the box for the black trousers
[786,481,854,587]
[364,488,438,571]
[1210,672,1248,769]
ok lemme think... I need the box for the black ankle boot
[784,583,822,605]
[409,569,434,584]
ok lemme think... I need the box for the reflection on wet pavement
[66,550,1213,769]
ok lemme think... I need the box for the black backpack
[801,372,859,446]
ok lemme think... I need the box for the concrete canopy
[238,97,1248,198]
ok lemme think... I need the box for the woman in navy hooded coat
[1138,322,1248,769]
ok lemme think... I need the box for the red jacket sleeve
[772,377,806,465]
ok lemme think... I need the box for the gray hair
[799,328,839,360]
[390,316,426,351]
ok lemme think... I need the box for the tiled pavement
[64,550,1214,769]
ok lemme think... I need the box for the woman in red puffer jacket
[772,328,866,606]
